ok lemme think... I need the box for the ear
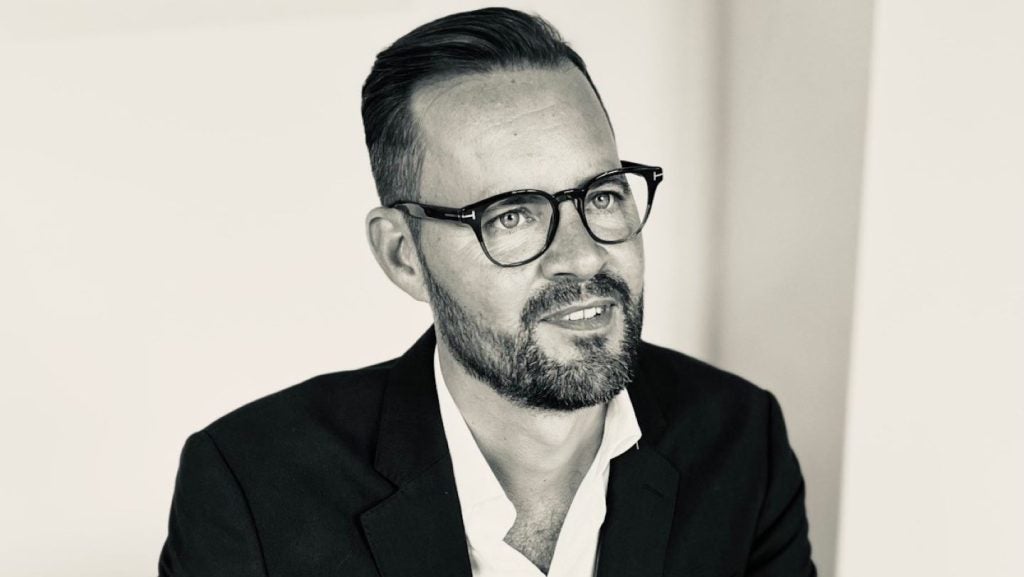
[365,207,429,302]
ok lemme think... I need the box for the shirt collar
[433,346,642,538]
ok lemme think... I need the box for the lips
[540,299,617,331]
[561,305,605,321]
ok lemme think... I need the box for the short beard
[423,267,643,412]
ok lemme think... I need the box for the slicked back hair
[361,7,609,209]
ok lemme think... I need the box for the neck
[437,341,606,491]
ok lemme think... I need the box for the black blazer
[159,328,815,576]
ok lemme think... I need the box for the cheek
[420,225,491,271]
[610,239,645,293]
[455,275,533,330]
[421,228,531,325]
[474,280,529,326]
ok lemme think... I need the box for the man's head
[361,7,609,208]
[363,8,648,411]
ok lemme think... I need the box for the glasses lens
[583,171,651,241]
[479,193,554,265]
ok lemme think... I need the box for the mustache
[521,272,634,325]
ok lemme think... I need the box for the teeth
[561,306,603,322]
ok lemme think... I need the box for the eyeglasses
[389,161,663,267]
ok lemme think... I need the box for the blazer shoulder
[200,356,399,454]
[635,343,815,574]
[639,340,767,400]
[636,340,775,433]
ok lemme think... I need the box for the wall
[0,1,716,575]
[712,1,875,574]
[836,1,1024,575]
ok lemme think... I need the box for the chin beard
[423,270,643,411]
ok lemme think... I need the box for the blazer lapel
[359,328,472,577]
[596,347,680,577]
[597,446,679,577]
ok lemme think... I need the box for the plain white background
[837,1,1024,574]
[1,1,1021,576]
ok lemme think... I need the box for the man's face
[410,65,645,411]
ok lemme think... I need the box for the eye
[498,211,522,229]
[590,191,617,210]
[482,197,544,233]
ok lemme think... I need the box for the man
[159,8,815,577]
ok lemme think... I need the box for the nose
[537,200,608,280]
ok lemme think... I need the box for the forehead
[410,66,618,205]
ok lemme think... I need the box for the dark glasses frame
[389,160,663,267]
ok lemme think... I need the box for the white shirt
[434,349,642,577]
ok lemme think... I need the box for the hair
[361,7,608,209]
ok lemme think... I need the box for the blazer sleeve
[746,392,817,577]
[159,431,267,577]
